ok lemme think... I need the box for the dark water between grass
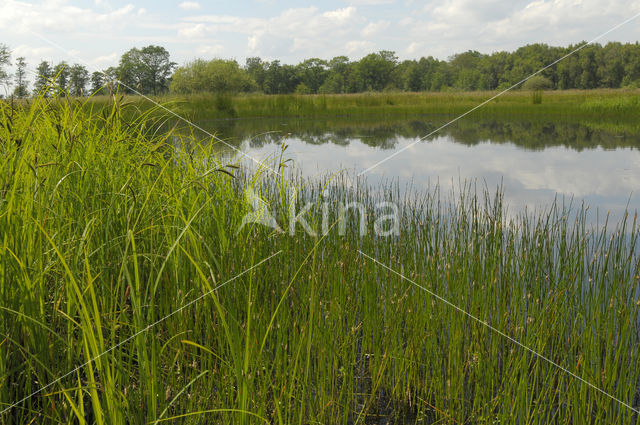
[188,114,640,224]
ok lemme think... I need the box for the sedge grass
[1,94,640,424]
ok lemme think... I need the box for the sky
[1,0,640,80]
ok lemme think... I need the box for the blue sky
[1,0,640,81]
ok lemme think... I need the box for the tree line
[0,44,175,98]
[233,42,640,94]
[1,41,640,98]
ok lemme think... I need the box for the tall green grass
[0,94,257,423]
[86,89,640,121]
[1,94,640,424]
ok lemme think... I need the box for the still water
[193,115,640,223]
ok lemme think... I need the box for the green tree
[171,59,256,94]
[101,41,640,96]
[119,45,176,95]
[318,73,344,94]
[622,42,640,86]
[429,61,452,91]
[295,58,328,93]
[0,44,11,94]
[90,71,105,95]
[354,50,397,91]
[34,61,53,96]
[263,60,298,94]
[506,44,559,86]
[245,57,267,91]
[0,44,10,92]
[102,67,119,82]
[13,57,29,98]
[579,45,599,89]
[414,56,447,92]
[449,50,485,90]
[69,64,89,96]
[102,66,121,94]
[319,56,351,93]
[557,51,581,89]
[396,60,423,92]
[52,61,70,96]
[597,42,624,88]
[294,82,311,94]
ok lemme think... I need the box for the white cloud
[248,34,259,51]
[410,0,640,58]
[172,0,640,63]
[172,1,637,63]
[179,1,201,10]
[197,45,225,56]
[178,23,208,39]
[361,20,390,37]
[184,6,365,59]
[0,0,140,34]
[12,45,54,59]
[90,52,119,69]
[404,41,420,55]
[399,16,413,26]
[345,40,376,55]
[323,6,357,22]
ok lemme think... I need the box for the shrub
[295,82,311,94]
[523,75,553,91]
[171,58,257,94]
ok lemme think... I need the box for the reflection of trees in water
[446,120,640,151]
[247,132,284,148]
[177,116,640,152]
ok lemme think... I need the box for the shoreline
[82,88,640,121]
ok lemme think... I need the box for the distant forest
[1,41,640,98]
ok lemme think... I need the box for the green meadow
[1,93,640,424]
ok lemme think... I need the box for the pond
[188,115,640,224]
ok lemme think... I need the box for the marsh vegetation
[1,92,640,424]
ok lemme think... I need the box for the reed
[85,89,640,121]
[1,94,639,424]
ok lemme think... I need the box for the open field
[1,96,640,424]
[84,89,640,121]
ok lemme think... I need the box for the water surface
[191,116,640,223]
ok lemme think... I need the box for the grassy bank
[86,88,640,121]
[2,96,640,424]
